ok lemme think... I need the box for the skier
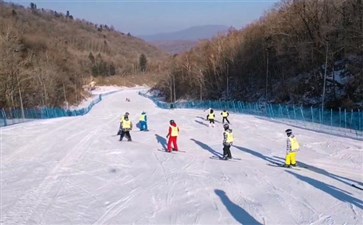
[119,114,133,141]
[117,112,130,135]
[139,112,148,131]
[284,129,300,167]
[166,120,179,152]
[221,109,230,124]
[206,109,216,127]
[222,123,234,160]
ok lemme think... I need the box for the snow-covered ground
[1,88,362,225]
[68,86,125,110]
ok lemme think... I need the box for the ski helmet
[223,123,229,129]
[170,120,175,124]
[285,129,292,135]
[125,112,129,116]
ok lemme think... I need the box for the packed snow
[68,86,124,110]
[1,88,362,225]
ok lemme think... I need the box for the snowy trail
[1,88,362,225]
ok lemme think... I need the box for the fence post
[359,109,362,133]
[311,106,314,124]
[344,108,347,129]
[339,107,341,128]
[293,105,297,120]
[350,109,353,132]
[286,105,290,119]
[269,104,275,118]
[265,104,270,117]
[330,109,333,127]
[300,106,304,121]
[1,109,7,126]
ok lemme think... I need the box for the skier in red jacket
[166,120,179,152]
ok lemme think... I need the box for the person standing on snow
[166,120,179,152]
[221,109,230,124]
[206,109,216,127]
[139,112,148,131]
[284,129,300,167]
[120,114,133,141]
[117,112,129,135]
[222,123,234,160]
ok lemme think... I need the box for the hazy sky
[8,0,280,35]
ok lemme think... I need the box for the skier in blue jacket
[139,112,148,131]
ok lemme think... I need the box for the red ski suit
[167,123,179,152]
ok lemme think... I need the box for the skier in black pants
[117,112,129,135]
[221,109,230,124]
[222,123,234,160]
[120,115,133,141]
[206,109,216,127]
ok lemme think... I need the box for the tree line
[154,0,362,110]
[0,1,166,110]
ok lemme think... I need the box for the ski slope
[1,88,362,225]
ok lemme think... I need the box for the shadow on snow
[195,116,221,124]
[190,138,223,158]
[232,145,362,190]
[194,119,209,127]
[215,189,263,225]
[286,170,363,209]
[233,145,283,165]
[155,134,167,150]
[273,156,363,188]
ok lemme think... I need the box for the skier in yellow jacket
[117,112,129,135]
[206,109,216,127]
[221,109,230,124]
[120,114,133,141]
[284,129,300,167]
[222,123,234,160]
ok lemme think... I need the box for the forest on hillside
[0,1,167,110]
[154,0,362,110]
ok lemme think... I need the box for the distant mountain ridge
[139,25,230,54]
[139,25,230,41]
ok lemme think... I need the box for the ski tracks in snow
[3,127,100,225]
[91,151,176,224]
[257,170,319,224]
[92,188,140,225]
[3,118,80,164]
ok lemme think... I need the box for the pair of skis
[209,155,241,161]
[157,149,186,153]
[268,161,307,170]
